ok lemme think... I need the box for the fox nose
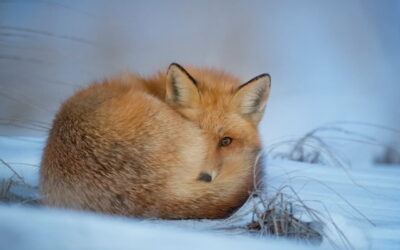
[197,172,212,182]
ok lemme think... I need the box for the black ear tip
[239,73,271,90]
[253,73,271,82]
[168,62,184,71]
[167,63,197,85]
[260,73,271,81]
[260,73,271,88]
[169,62,180,67]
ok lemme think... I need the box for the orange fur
[40,63,271,219]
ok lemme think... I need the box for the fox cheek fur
[40,63,271,219]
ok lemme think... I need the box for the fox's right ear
[166,63,200,109]
[233,73,271,125]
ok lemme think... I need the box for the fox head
[164,63,271,218]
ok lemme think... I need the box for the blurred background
[0,0,399,162]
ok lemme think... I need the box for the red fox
[40,63,271,219]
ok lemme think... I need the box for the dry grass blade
[0,158,24,182]
[0,178,13,200]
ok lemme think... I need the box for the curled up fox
[40,63,271,219]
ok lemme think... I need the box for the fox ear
[166,63,199,108]
[233,73,271,125]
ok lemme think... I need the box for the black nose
[197,172,212,182]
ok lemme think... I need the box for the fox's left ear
[166,63,200,109]
[233,73,271,125]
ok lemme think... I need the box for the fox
[40,63,271,219]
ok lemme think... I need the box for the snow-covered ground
[1,136,399,250]
[0,205,316,250]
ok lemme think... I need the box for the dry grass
[268,122,400,167]
[215,184,365,249]
[0,178,13,200]
[0,158,40,205]
[248,155,323,245]
[0,178,39,205]
[246,188,323,244]
[0,179,28,203]
[269,126,371,166]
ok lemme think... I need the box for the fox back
[40,63,271,219]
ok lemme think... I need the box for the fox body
[40,64,271,219]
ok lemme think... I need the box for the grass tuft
[246,189,323,245]
[268,122,400,167]
[0,158,40,205]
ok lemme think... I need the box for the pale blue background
[0,0,399,147]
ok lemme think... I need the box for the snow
[1,137,400,249]
[0,205,315,250]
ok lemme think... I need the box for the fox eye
[219,137,232,147]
